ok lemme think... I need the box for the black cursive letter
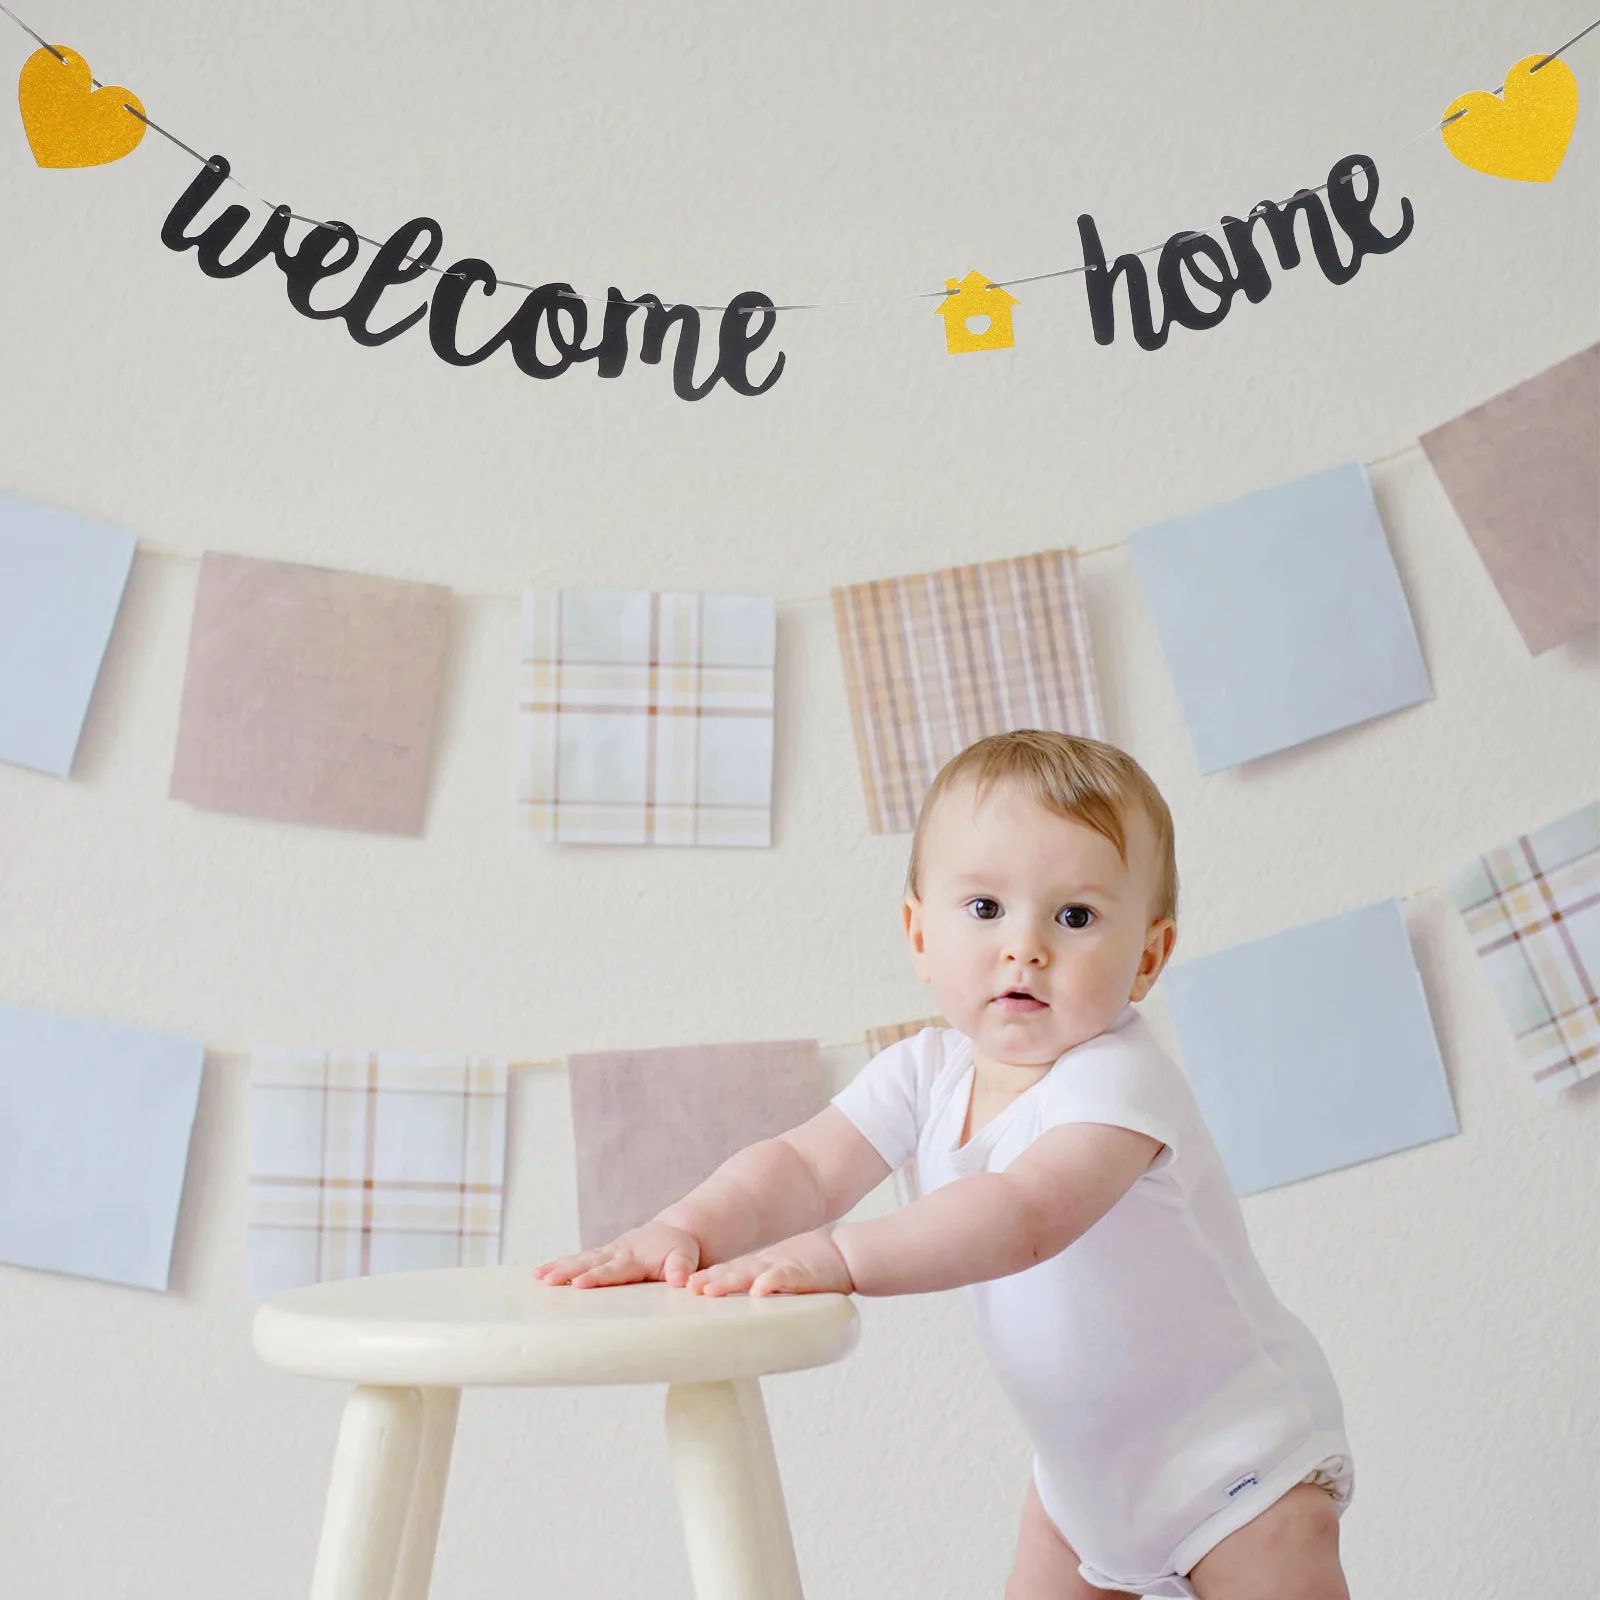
[717,293,785,397]
[634,297,721,401]
[1077,214,1169,350]
[1230,191,1357,287]
[1325,154,1414,263]
[160,155,292,280]
[1156,232,1239,331]
[341,218,443,347]
[278,221,362,320]
[427,259,508,366]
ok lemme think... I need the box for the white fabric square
[519,588,777,846]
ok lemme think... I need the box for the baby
[537,730,1353,1599]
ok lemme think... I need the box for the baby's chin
[963,1007,1105,1064]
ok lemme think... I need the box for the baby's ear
[903,896,930,974]
[1130,918,1177,1001]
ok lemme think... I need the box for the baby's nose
[1002,923,1051,963]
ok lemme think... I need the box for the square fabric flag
[1422,345,1599,654]
[0,490,136,777]
[0,1003,203,1291]
[247,1051,507,1300]
[170,552,451,834]
[520,589,776,846]
[1162,899,1458,1196]
[833,550,1102,833]
[1129,462,1432,773]
[567,1040,823,1248]
[1447,803,1600,1093]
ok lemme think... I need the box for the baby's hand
[534,1221,701,1288]
[687,1231,854,1298]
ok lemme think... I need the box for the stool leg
[390,1388,460,1600]
[664,1378,804,1600]
[310,1384,425,1600]
[730,1378,805,1600]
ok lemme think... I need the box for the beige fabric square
[171,552,450,834]
[567,1040,823,1248]
[1422,345,1599,654]
[833,549,1103,833]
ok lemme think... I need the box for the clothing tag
[1225,1473,1259,1499]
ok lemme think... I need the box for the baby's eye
[966,898,1002,921]
[1057,905,1095,930]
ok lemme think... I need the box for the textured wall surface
[2,2,1596,1595]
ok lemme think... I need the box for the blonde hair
[905,730,1178,923]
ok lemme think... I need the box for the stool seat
[253,1266,859,1388]
[254,1266,858,1599]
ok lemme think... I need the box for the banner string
[4,5,1596,312]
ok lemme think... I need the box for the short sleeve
[830,1028,943,1173]
[1036,1028,1190,1180]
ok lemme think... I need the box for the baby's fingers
[535,1249,611,1285]
[662,1248,697,1287]
[750,1264,810,1297]
[688,1260,760,1296]
[569,1253,651,1288]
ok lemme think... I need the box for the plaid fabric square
[832,550,1103,833]
[1447,803,1600,1093]
[247,1051,507,1299]
[519,589,776,846]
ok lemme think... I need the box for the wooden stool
[252,1266,860,1600]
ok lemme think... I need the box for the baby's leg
[1186,1483,1348,1600]
[1006,1480,1139,1600]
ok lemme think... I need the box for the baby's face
[904,778,1175,1068]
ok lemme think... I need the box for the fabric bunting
[1447,803,1600,1092]
[833,549,1102,834]
[1128,462,1432,773]
[1421,345,1599,655]
[0,1003,203,1292]
[567,1040,822,1248]
[169,552,451,835]
[519,588,777,847]
[247,1051,507,1299]
[0,489,136,778]
[1162,899,1458,1195]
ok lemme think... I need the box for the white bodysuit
[831,1005,1352,1597]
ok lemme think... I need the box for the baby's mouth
[993,990,1048,1012]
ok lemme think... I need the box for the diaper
[1076,1443,1354,1598]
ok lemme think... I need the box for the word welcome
[1076,153,1414,350]
[161,157,786,402]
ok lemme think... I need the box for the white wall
[2,2,1596,1594]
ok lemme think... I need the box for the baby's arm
[690,1121,1161,1298]
[534,1106,890,1288]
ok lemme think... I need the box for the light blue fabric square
[0,1004,204,1290]
[1129,462,1432,773]
[1163,899,1457,1195]
[0,491,137,777]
